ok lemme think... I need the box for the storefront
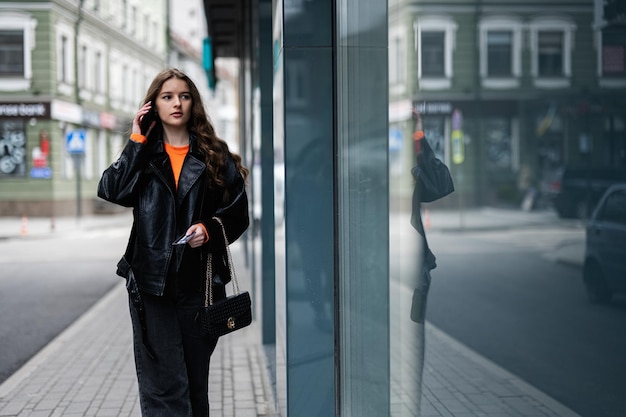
[0,99,123,216]
[0,102,50,180]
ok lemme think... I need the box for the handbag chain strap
[205,217,240,307]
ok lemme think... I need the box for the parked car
[553,167,626,219]
[582,183,626,303]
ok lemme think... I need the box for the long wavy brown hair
[141,68,248,189]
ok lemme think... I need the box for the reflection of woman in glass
[408,105,454,413]
[410,107,437,324]
[98,68,249,416]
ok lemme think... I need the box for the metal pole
[73,154,82,220]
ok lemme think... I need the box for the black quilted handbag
[200,217,252,339]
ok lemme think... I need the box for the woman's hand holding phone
[133,102,157,137]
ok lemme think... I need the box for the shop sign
[100,112,117,129]
[31,167,52,179]
[82,110,101,128]
[389,100,412,122]
[0,102,50,119]
[51,99,82,124]
[413,101,453,116]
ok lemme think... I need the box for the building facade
[389,0,626,209]
[0,0,167,216]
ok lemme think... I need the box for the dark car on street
[553,167,626,219]
[583,183,626,303]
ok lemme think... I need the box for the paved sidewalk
[0,208,585,417]
[0,280,275,417]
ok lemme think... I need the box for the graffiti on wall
[0,120,26,177]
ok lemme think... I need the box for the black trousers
[128,278,222,417]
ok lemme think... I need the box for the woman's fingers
[132,102,153,135]
[186,224,208,248]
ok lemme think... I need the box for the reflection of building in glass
[389,0,626,208]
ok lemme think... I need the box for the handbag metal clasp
[227,317,236,330]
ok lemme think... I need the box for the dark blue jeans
[128,281,222,416]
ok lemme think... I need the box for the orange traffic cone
[20,215,28,236]
[423,208,431,230]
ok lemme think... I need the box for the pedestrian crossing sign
[66,130,86,154]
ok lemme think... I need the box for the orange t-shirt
[164,142,189,189]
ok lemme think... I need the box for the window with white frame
[121,0,128,29]
[94,50,104,94]
[79,44,88,89]
[0,12,37,91]
[122,64,130,106]
[480,17,522,88]
[0,31,23,76]
[56,22,74,96]
[529,18,575,88]
[422,31,445,76]
[60,35,70,82]
[389,26,407,93]
[414,16,457,90]
[538,32,563,76]
[487,31,513,76]
[109,52,122,109]
[144,13,150,42]
[130,5,137,35]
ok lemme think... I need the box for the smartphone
[172,231,195,246]
[140,109,158,136]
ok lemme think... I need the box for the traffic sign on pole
[66,130,86,154]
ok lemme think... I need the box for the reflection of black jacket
[411,136,454,271]
[97,135,249,296]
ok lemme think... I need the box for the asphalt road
[426,228,626,417]
[0,227,127,384]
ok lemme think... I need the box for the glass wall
[254,0,625,416]
[273,1,335,416]
[385,1,626,417]
[336,0,391,416]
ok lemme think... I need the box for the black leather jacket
[97,135,249,296]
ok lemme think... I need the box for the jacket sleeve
[204,158,250,251]
[97,139,148,207]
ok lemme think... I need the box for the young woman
[98,68,249,416]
